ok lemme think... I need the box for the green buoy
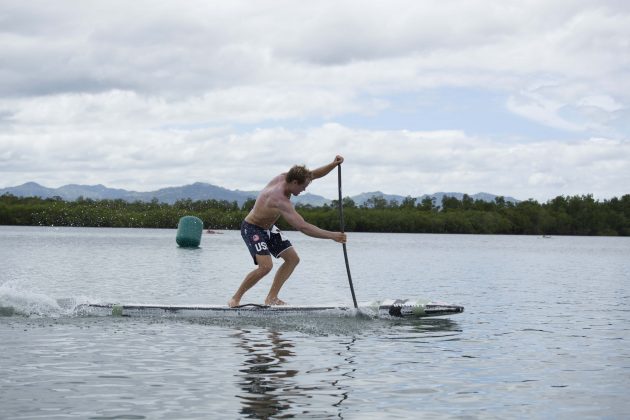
[112,304,123,317]
[176,216,203,248]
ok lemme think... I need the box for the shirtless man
[228,156,347,307]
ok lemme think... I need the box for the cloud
[507,86,587,132]
[2,115,628,201]
[0,87,367,128]
[0,1,628,201]
[3,1,629,96]
[507,82,628,136]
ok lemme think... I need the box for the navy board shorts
[241,221,293,264]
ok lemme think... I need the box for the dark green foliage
[1,193,628,236]
[0,194,246,230]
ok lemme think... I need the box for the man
[228,155,347,307]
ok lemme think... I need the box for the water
[1,226,629,419]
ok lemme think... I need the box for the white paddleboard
[74,299,464,319]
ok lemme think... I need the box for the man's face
[290,180,310,196]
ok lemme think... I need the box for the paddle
[337,163,358,308]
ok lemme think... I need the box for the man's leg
[265,248,300,305]
[229,254,273,307]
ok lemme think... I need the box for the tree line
[1,193,629,236]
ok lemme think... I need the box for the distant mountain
[0,182,329,206]
[2,182,55,198]
[133,183,257,204]
[294,193,331,207]
[350,191,407,205]
[0,182,519,207]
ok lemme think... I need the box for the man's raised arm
[311,155,344,180]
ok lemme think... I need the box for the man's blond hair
[286,165,313,185]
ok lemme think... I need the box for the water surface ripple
[1,226,629,418]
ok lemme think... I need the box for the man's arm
[277,200,346,243]
[311,155,344,180]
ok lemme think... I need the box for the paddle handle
[338,164,358,309]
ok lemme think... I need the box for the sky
[1,0,629,202]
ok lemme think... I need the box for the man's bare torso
[244,173,290,229]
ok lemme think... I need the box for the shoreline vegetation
[1,193,629,236]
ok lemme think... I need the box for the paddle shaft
[337,164,358,308]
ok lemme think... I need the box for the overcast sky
[1,0,628,201]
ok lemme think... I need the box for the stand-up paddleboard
[74,299,463,319]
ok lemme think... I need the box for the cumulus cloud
[2,1,628,97]
[0,0,628,201]
[2,117,628,201]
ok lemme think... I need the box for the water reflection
[330,337,356,411]
[407,318,462,336]
[231,328,357,419]
[233,329,297,418]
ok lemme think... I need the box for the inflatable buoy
[176,216,203,248]
[111,304,123,317]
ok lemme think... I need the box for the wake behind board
[75,299,463,319]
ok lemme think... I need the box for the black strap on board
[337,164,358,308]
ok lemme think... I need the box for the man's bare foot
[228,297,240,308]
[265,297,286,306]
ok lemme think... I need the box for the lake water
[1,226,629,419]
